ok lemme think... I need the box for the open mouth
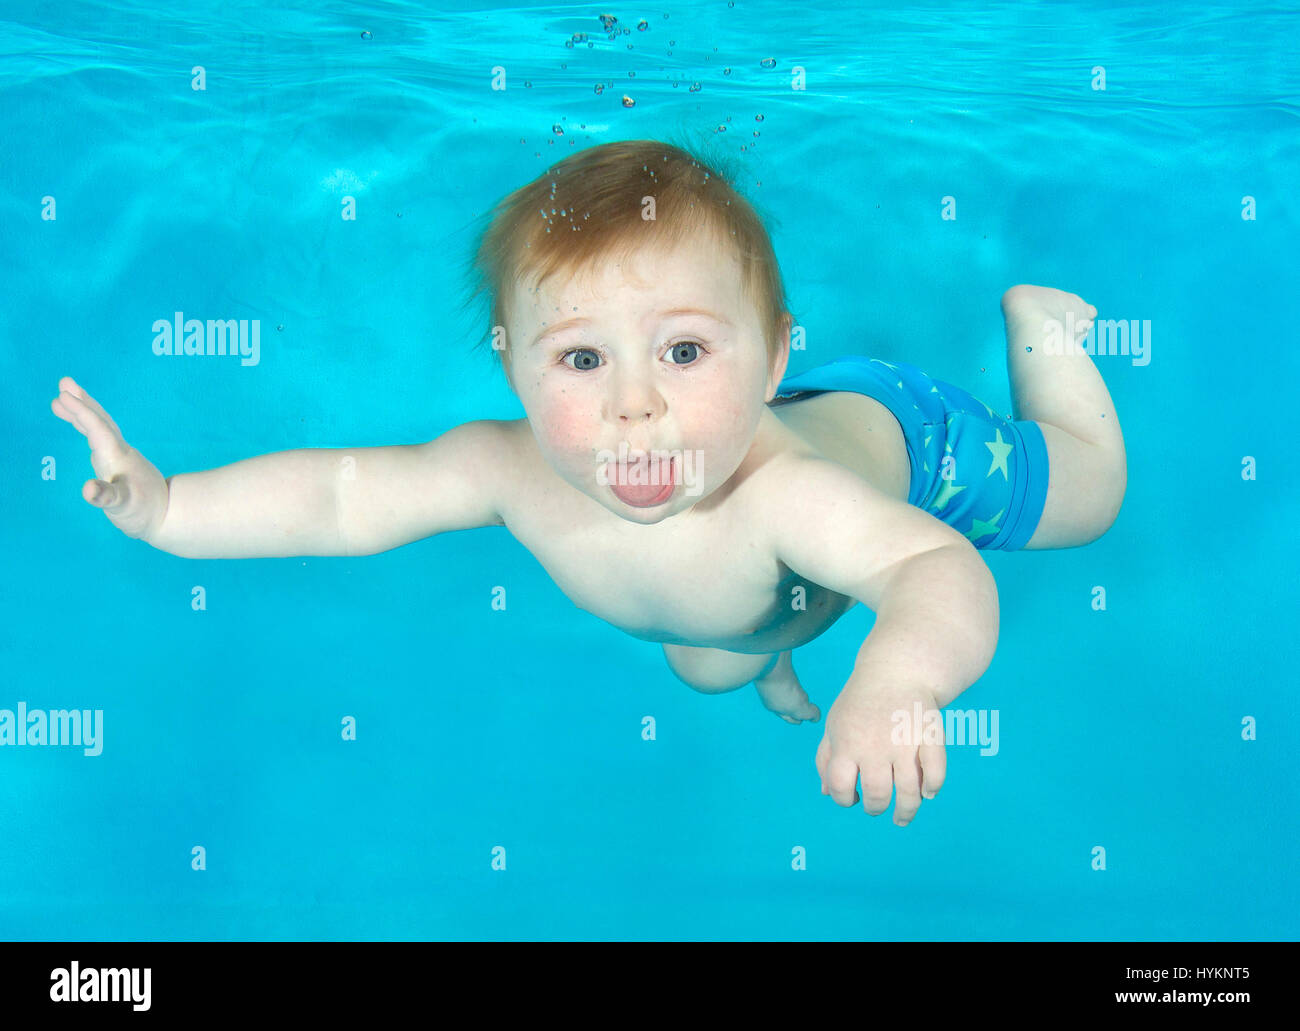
[606,454,676,508]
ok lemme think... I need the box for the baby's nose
[606,377,666,423]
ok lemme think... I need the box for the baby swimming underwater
[51,140,1126,827]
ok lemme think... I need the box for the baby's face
[505,237,786,524]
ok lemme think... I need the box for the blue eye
[668,341,700,364]
[564,348,601,370]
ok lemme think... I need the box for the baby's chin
[605,494,697,524]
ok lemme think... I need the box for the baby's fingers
[891,757,923,827]
[52,385,128,472]
[58,377,123,437]
[82,477,126,511]
[51,388,108,443]
[860,764,894,816]
[817,737,861,808]
[919,739,947,800]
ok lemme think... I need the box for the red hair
[465,139,793,378]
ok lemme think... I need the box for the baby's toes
[770,694,820,725]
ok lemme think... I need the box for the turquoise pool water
[1,1,1296,940]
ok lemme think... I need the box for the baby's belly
[735,581,858,653]
[614,575,857,654]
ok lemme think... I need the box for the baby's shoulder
[733,438,902,548]
[469,417,575,511]
[454,418,543,490]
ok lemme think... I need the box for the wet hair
[463,138,792,382]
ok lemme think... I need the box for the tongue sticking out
[608,455,675,508]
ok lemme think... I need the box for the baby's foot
[1001,284,1096,350]
[754,651,821,725]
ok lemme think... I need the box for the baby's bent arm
[764,456,998,819]
[150,420,509,559]
[766,457,998,705]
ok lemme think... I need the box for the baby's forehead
[518,242,743,308]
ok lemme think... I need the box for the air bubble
[1026,346,1032,352]
[689,82,701,93]
[760,57,776,68]
[360,30,372,40]
[552,125,564,136]
[755,114,765,121]
[622,95,636,107]
[637,19,648,31]
[599,13,617,30]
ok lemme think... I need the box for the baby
[51,140,1126,826]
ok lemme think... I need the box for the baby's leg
[1001,285,1127,548]
[662,645,820,724]
[662,643,773,693]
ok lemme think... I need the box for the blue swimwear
[773,356,1050,551]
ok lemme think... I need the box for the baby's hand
[50,377,169,541]
[814,676,946,826]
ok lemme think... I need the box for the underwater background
[0,0,1296,939]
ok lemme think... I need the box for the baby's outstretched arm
[51,377,506,558]
[765,456,998,826]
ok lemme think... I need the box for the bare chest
[511,507,768,642]
[504,493,849,651]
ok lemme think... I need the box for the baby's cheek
[691,398,763,479]
[694,399,751,448]
[535,403,596,461]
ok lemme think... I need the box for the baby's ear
[766,315,793,396]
